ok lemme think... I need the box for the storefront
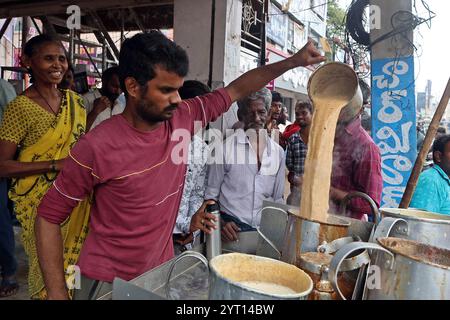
[267,46,312,121]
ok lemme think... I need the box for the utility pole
[370,0,416,208]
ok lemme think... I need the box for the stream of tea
[299,95,349,222]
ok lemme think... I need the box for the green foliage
[326,0,346,40]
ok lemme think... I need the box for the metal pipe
[74,34,102,78]
[0,17,11,40]
[30,17,42,35]
[207,0,216,89]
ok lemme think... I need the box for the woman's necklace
[33,86,61,116]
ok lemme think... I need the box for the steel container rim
[307,61,359,103]
[381,208,450,226]
[287,209,351,227]
[209,253,314,299]
[377,237,450,271]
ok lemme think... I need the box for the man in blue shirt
[410,134,450,215]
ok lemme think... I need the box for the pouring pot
[308,61,363,123]
[281,210,350,265]
[299,62,362,222]
[381,208,450,250]
[329,238,450,300]
[166,251,313,300]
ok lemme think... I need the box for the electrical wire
[341,0,434,85]
[268,0,331,16]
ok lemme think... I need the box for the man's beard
[136,100,178,123]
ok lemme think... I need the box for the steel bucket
[329,238,450,300]
[381,208,450,250]
[209,253,313,300]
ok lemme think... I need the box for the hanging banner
[371,56,416,208]
[267,3,287,47]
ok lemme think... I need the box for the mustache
[164,104,178,112]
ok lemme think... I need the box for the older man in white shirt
[204,88,285,243]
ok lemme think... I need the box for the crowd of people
[0,29,448,300]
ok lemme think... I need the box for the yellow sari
[8,90,90,299]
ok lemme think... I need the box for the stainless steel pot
[281,210,350,265]
[209,253,313,300]
[381,208,450,250]
[329,238,450,300]
[166,251,313,300]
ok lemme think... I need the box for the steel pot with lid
[381,208,450,250]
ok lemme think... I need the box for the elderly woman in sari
[0,34,90,299]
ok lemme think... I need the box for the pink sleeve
[37,137,98,224]
[181,88,232,132]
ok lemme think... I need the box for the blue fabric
[0,79,16,122]
[410,165,450,215]
[0,178,17,277]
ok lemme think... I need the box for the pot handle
[165,251,209,300]
[328,242,394,300]
[371,217,408,243]
[256,227,282,259]
[317,236,361,254]
[339,191,380,224]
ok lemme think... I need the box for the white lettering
[373,61,408,89]
[366,265,381,290]
[66,5,81,30]
[377,90,407,123]
[381,155,412,185]
[170,129,191,165]
[370,5,381,30]
[382,186,405,207]
[376,122,412,154]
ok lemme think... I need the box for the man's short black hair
[361,110,371,132]
[359,79,371,105]
[433,134,450,163]
[178,80,211,100]
[437,126,447,134]
[119,30,189,96]
[295,100,313,113]
[271,91,282,103]
[101,66,119,87]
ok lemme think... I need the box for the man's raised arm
[225,40,325,103]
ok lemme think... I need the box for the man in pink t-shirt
[35,31,325,300]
